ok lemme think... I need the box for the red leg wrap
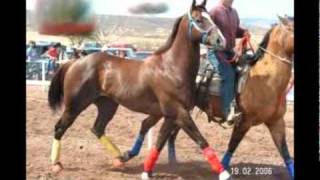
[203,147,224,173]
[144,148,160,172]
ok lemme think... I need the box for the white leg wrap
[219,170,231,180]
[51,139,61,164]
[141,172,151,180]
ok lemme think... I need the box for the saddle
[196,35,257,98]
[197,51,255,95]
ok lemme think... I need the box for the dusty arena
[27,85,294,180]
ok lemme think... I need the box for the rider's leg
[207,49,220,74]
[218,60,236,121]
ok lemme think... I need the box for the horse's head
[273,15,294,59]
[187,0,226,50]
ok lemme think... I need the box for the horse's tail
[48,60,75,112]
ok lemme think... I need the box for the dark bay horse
[125,15,294,179]
[48,0,231,179]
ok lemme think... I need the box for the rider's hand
[243,30,251,39]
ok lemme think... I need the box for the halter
[258,47,292,65]
[258,24,293,65]
[187,10,218,45]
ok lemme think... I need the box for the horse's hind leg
[122,115,161,162]
[51,79,99,173]
[90,96,122,169]
[266,118,294,179]
[167,128,180,168]
[221,117,251,169]
[173,110,231,179]
[51,97,94,173]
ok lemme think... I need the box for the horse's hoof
[51,162,63,174]
[141,171,152,180]
[111,158,125,171]
[168,160,178,169]
[219,170,232,180]
[121,151,132,162]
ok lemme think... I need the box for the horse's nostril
[217,38,220,44]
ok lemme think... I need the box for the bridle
[187,10,224,48]
[258,23,294,65]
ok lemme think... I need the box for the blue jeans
[47,60,57,72]
[207,49,236,117]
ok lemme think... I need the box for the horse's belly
[114,94,162,115]
[102,83,161,115]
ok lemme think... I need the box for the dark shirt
[209,3,246,61]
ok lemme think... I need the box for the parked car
[135,51,153,60]
[82,47,101,55]
[102,47,136,59]
[80,42,102,49]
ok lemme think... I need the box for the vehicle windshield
[83,42,102,49]
[135,52,152,60]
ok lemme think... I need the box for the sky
[26,0,294,20]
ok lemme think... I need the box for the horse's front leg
[141,118,178,180]
[174,109,231,180]
[121,115,161,162]
[266,118,294,179]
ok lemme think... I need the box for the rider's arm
[234,10,247,38]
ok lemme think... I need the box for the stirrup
[219,106,242,129]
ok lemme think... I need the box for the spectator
[79,49,87,58]
[26,41,39,61]
[118,50,127,58]
[43,42,61,74]
[71,48,80,59]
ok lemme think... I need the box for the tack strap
[259,47,292,65]
[144,147,160,172]
[187,11,214,44]
[202,146,224,173]
[51,139,61,164]
[129,134,144,157]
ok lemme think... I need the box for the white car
[102,47,136,59]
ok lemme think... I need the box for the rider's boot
[221,100,241,129]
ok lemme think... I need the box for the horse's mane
[253,25,276,62]
[154,16,183,55]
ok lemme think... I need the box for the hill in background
[26,10,274,50]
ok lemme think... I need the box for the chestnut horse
[125,16,294,179]
[48,0,231,179]
[219,16,294,179]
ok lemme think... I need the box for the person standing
[26,41,39,61]
[44,42,61,74]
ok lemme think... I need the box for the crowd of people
[26,40,132,75]
[26,41,90,74]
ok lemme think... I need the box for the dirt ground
[27,85,294,180]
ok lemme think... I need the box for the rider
[208,0,251,122]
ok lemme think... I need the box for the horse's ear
[277,15,289,26]
[201,0,207,7]
[191,0,196,9]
